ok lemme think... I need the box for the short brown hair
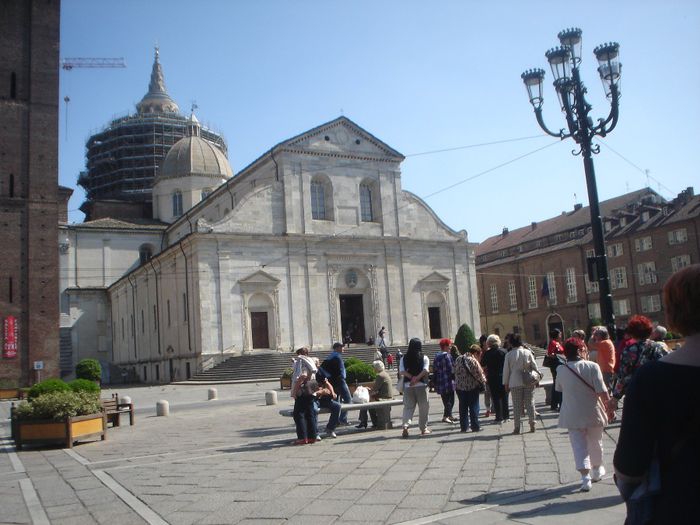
[664,264,700,336]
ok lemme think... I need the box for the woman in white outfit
[556,337,615,491]
[503,334,540,434]
[400,337,431,437]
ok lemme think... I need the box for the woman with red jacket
[547,328,565,411]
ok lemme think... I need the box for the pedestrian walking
[614,264,700,524]
[503,334,539,434]
[454,344,486,432]
[400,338,431,437]
[434,338,456,423]
[481,334,508,422]
[556,337,614,491]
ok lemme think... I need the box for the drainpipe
[179,241,193,355]
[148,258,162,357]
[127,274,137,362]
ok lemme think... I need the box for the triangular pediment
[276,116,404,161]
[239,270,281,286]
[419,271,451,284]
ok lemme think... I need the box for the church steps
[186,342,545,384]
[187,344,443,384]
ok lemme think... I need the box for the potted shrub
[346,361,377,394]
[76,359,102,385]
[280,367,293,390]
[12,384,106,450]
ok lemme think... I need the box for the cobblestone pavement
[1,378,627,524]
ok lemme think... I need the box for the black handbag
[543,353,565,368]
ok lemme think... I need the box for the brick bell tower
[0,0,61,386]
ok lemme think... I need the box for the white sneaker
[591,466,605,482]
[325,430,337,439]
[580,475,592,492]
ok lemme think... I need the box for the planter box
[0,388,21,400]
[280,376,292,390]
[14,413,106,450]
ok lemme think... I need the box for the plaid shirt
[433,351,455,394]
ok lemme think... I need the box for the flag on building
[541,275,550,300]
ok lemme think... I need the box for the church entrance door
[340,294,365,345]
[428,307,442,339]
[251,312,270,349]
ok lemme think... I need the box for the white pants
[568,427,604,471]
[402,385,429,430]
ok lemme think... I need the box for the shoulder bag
[521,356,542,387]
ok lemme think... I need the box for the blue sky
[59,0,700,243]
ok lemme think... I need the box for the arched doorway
[546,313,564,342]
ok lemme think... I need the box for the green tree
[76,359,102,382]
[454,323,477,354]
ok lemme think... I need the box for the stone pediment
[419,271,451,289]
[238,270,281,287]
[278,116,404,161]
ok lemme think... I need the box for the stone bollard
[265,390,278,405]
[156,400,169,417]
[208,388,218,400]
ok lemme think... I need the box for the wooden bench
[101,394,134,427]
[279,398,404,429]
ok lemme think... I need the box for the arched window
[311,180,327,220]
[139,244,154,265]
[172,191,183,217]
[360,183,373,222]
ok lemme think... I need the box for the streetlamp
[521,28,621,339]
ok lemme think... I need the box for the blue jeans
[317,395,341,431]
[293,393,317,440]
[457,388,480,431]
[332,379,352,424]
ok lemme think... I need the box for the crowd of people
[287,264,699,523]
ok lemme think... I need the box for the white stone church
[60,55,481,382]
[100,116,479,382]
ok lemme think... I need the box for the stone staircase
[185,343,546,384]
[187,343,443,384]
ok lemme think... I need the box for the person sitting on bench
[357,360,395,429]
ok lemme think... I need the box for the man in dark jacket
[321,342,352,425]
[481,334,508,422]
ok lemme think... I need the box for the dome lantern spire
[136,47,180,114]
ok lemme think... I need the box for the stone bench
[279,398,404,429]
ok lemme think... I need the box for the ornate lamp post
[521,28,621,339]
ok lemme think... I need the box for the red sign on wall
[3,316,18,359]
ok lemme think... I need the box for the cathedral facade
[108,117,480,382]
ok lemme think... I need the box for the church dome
[159,117,233,181]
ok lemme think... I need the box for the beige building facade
[107,117,480,383]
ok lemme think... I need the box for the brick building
[0,1,62,386]
[476,187,699,346]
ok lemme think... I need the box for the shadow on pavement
[506,494,622,518]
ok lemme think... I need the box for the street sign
[33,361,44,370]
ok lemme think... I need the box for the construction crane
[61,57,126,70]
[61,57,126,137]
